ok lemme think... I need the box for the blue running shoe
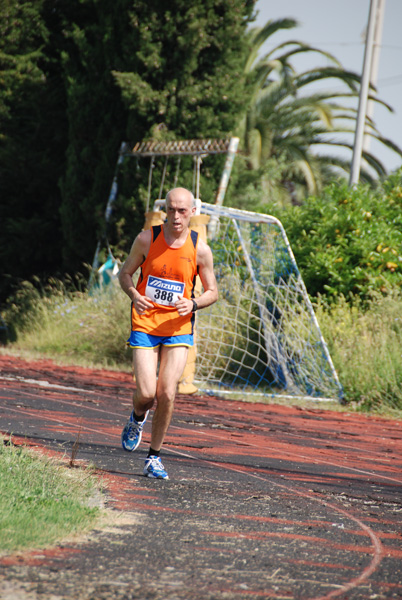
[121,410,149,452]
[143,456,169,479]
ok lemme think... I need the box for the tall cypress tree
[0,0,66,300]
[58,0,131,271]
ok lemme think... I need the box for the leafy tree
[0,0,256,302]
[113,0,254,139]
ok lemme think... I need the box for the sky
[252,0,402,174]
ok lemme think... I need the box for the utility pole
[349,0,380,185]
[364,0,386,152]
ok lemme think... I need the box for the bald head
[166,188,196,208]
[164,187,196,238]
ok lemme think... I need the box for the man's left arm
[194,239,218,310]
[175,239,218,316]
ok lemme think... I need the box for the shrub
[278,171,402,302]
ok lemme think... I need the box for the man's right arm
[118,230,153,314]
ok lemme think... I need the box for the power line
[305,42,402,50]
[378,74,402,85]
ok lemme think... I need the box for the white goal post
[192,202,343,402]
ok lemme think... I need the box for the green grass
[2,278,132,369]
[316,291,402,414]
[0,437,103,553]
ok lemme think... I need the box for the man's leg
[121,347,159,452]
[150,345,189,451]
[132,346,159,415]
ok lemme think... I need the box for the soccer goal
[193,202,343,402]
[96,136,342,402]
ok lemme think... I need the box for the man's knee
[155,384,177,407]
[134,390,155,412]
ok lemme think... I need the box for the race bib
[145,276,185,306]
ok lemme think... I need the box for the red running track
[0,354,402,600]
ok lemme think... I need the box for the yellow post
[178,213,210,394]
[143,209,166,230]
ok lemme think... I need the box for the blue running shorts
[127,331,194,348]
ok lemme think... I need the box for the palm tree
[241,18,402,203]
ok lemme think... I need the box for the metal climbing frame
[90,137,239,277]
[128,137,239,209]
[130,138,236,156]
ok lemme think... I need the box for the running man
[118,187,218,479]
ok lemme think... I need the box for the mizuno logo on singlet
[148,276,183,293]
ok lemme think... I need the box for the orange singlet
[131,225,199,336]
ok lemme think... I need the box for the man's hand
[133,294,153,315]
[175,296,193,316]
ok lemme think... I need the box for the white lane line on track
[204,413,402,454]
[0,375,94,394]
[3,405,114,439]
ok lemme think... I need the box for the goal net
[194,203,343,402]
